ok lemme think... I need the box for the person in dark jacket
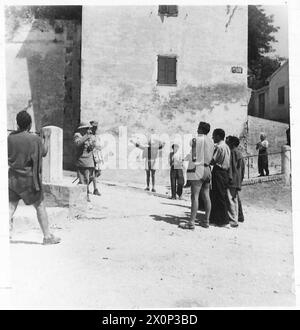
[256,132,269,176]
[73,122,96,201]
[226,136,245,227]
[8,110,61,245]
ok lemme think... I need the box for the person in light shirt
[169,144,184,200]
[256,132,269,177]
[209,128,231,227]
[179,121,214,230]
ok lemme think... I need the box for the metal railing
[243,150,289,179]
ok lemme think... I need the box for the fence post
[281,145,291,185]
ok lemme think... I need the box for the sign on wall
[231,66,243,74]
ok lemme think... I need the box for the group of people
[168,121,246,230]
[7,106,271,243]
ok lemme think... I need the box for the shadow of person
[10,240,42,245]
[150,213,190,226]
[161,202,190,209]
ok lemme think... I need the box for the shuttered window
[158,5,178,17]
[157,56,177,85]
[278,86,285,105]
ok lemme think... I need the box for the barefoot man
[8,110,61,245]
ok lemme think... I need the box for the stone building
[248,60,290,124]
[81,5,248,138]
[6,5,249,169]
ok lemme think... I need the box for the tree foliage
[5,6,81,41]
[248,5,283,90]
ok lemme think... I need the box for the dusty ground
[0,180,295,309]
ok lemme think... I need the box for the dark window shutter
[158,5,168,15]
[166,57,177,84]
[167,6,178,16]
[157,56,167,84]
[157,56,177,85]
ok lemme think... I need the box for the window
[157,56,177,85]
[158,5,178,17]
[278,86,285,105]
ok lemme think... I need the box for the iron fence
[243,150,289,179]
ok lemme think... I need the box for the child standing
[169,144,184,200]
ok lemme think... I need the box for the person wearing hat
[89,120,102,196]
[73,121,96,201]
[179,121,214,230]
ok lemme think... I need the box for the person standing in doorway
[256,132,269,176]
[8,110,61,245]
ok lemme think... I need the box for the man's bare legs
[190,181,202,226]
[34,200,61,244]
[200,182,211,226]
[9,200,19,239]
[33,200,51,239]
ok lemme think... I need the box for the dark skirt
[210,166,230,226]
[258,151,269,174]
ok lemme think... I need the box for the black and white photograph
[0,0,299,311]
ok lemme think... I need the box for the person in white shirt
[256,132,269,176]
[209,128,231,227]
[179,121,214,230]
[169,144,184,200]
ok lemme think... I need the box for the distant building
[248,61,289,124]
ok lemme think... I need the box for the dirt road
[1,181,295,308]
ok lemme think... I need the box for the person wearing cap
[89,120,102,196]
[73,122,96,201]
[179,121,214,230]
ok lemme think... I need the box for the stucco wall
[81,6,248,139]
